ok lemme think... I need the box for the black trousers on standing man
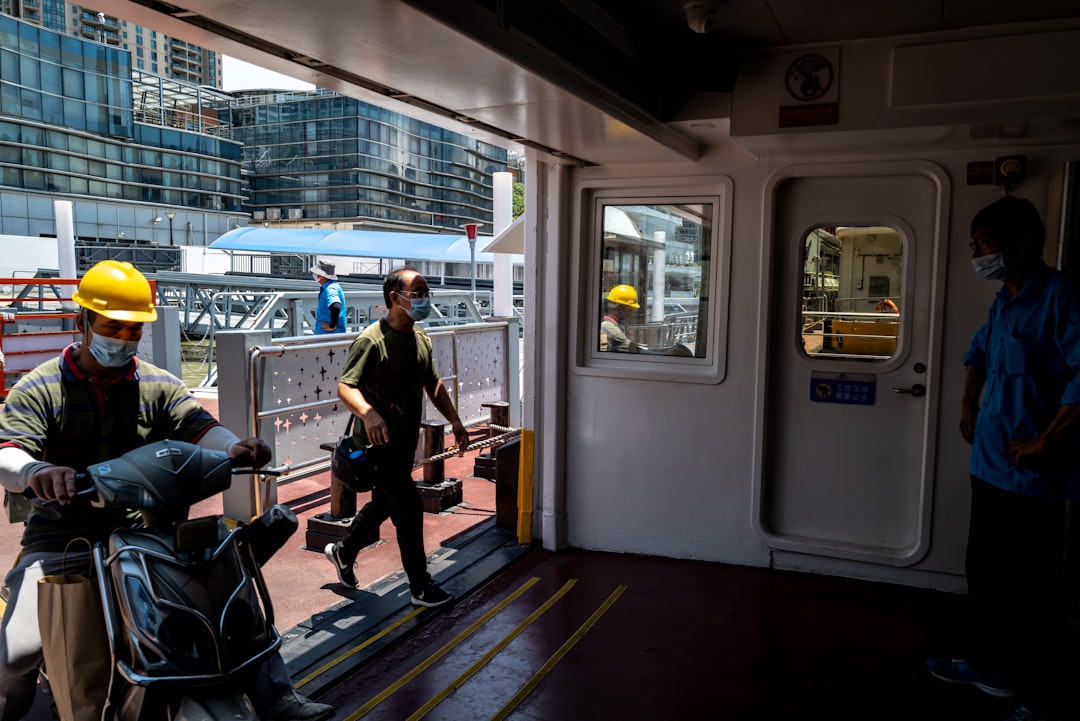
[340,444,430,595]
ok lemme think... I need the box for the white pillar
[493,172,514,318]
[651,231,666,322]
[54,200,77,309]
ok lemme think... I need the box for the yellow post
[516,429,534,544]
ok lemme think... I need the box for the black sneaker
[410,582,453,608]
[924,657,1015,698]
[323,542,359,589]
[266,690,334,721]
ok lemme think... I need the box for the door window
[801,225,903,362]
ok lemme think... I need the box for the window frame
[573,176,732,384]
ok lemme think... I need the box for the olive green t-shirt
[339,319,438,450]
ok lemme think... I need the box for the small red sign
[779,102,838,128]
[966,161,995,185]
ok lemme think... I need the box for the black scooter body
[74,440,295,721]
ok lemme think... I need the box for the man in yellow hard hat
[600,284,642,353]
[0,260,334,721]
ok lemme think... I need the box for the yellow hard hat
[606,284,640,308]
[73,260,158,322]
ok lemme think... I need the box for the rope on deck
[414,427,521,466]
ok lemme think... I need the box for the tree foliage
[513,182,524,219]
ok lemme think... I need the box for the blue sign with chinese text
[809,373,876,405]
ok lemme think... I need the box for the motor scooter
[28,439,297,721]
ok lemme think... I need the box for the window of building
[576,178,732,383]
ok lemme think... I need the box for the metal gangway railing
[625,310,699,353]
[148,271,498,331]
[213,319,521,520]
[801,309,900,361]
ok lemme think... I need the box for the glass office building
[2,2,222,88]
[0,11,511,248]
[0,13,244,244]
[224,89,509,232]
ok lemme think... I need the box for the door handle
[892,383,926,397]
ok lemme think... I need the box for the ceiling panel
[93,0,1080,166]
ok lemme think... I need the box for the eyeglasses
[969,233,996,253]
[397,289,431,299]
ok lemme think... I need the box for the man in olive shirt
[325,268,468,606]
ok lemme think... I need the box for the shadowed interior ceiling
[94,0,1080,165]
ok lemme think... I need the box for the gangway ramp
[281,522,529,699]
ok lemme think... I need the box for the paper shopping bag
[37,542,110,721]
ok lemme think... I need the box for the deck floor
[308,546,1029,721]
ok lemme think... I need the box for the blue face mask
[87,332,139,367]
[972,252,1009,281]
[405,297,432,321]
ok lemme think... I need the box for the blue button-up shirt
[964,264,1080,498]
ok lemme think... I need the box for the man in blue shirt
[925,195,1080,721]
[311,259,346,334]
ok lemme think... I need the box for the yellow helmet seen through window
[72,260,158,322]
[606,284,640,309]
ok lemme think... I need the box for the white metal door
[756,162,948,566]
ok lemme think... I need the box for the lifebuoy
[875,298,899,314]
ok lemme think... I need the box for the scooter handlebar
[21,473,98,506]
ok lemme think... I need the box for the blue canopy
[209,227,520,263]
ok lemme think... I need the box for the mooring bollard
[474,401,510,480]
[421,420,445,484]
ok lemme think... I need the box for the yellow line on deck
[342,576,542,721]
[489,584,628,721]
[295,606,426,689]
[404,579,578,721]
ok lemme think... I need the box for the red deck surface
[192,393,501,634]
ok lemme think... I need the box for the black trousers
[341,444,430,595]
[966,476,1076,714]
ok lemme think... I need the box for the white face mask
[313,273,322,282]
[87,331,139,367]
[972,252,1009,281]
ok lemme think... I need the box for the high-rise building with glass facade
[224,89,509,233]
[0,9,511,254]
[0,12,244,245]
[2,1,221,87]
